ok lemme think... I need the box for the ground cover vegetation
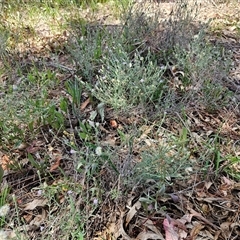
[0,0,240,239]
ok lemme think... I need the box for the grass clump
[93,48,167,110]
[171,32,232,111]
[69,26,106,83]
[135,138,192,183]
[0,68,65,149]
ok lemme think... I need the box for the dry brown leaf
[29,209,47,229]
[96,210,131,240]
[98,222,116,240]
[188,208,219,230]
[0,154,12,170]
[180,214,193,223]
[50,154,62,172]
[143,219,163,237]
[49,149,63,172]
[136,231,165,240]
[190,223,204,238]
[23,213,33,223]
[171,218,188,232]
[80,97,90,111]
[138,124,154,141]
[199,229,214,239]
[163,217,178,240]
[117,211,132,240]
[26,146,41,153]
[102,136,116,146]
[0,230,17,239]
[204,181,213,190]
[221,176,234,189]
[125,201,141,227]
[26,140,44,153]
[213,230,222,240]
[220,221,231,231]
[23,199,48,211]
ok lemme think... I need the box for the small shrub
[159,0,200,52]
[201,80,232,112]
[134,140,191,184]
[92,48,167,110]
[120,2,159,54]
[68,26,108,83]
[171,33,232,109]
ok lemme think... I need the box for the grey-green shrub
[92,47,167,110]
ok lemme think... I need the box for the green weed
[0,188,10,228]
[68,26,109,83]
[134,141,191,183]
[224,155,240,180]
[0,69,65,149]
[65,78,83,116]
[0,166,3,185]
[202,79,232,112]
